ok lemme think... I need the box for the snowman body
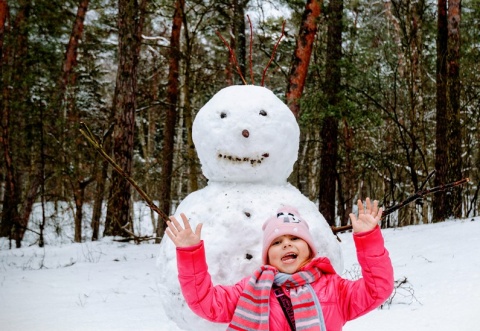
[157,85,343,331]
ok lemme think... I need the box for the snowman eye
[259,110,267,116]
[220,112,227,119]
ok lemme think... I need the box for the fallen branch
[117,224,162,243]
[79,122,170,231]
[332,177,470,235]
[380,276,422,308]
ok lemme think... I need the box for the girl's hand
[349,198,382,234]
[166,213,203,247]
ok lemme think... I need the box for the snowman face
[193,85,300,184]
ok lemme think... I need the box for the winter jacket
[176,226,394,331]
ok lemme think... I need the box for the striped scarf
[227,260,326,331]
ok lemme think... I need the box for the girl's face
[267,235,311,274]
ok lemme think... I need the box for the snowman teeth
[218,153,269,165]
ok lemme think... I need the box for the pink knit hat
[262,206,317,264]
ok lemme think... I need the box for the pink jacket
[176,226,394,331]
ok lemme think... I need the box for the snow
[343,218,480,331]
[1,213,479,330]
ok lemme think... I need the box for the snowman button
[242,129,250,138]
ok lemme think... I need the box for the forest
[0,0,479,248]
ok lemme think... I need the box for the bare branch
[79,122,170,226]
[261,20,286,86]
[215,31,247,85]
[332,177,470,234]
[118,225,162,243]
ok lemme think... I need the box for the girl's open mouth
[281,253,298,263]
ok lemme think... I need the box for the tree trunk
[319,0,342,227]
[286,0,321,118]
[0,0,31,247]
[91,158,108,241]
[60,0,89,92]
[0,100,19,239]
[63,0,90,243]
[17,175,41,247]
[183,52,198,194]
[339,120,354,226]
[0,0,11,237]
[38,107,46,247]
[447,0,462,218]
[0,0,7,55]
[180,16,198,195]
[73,179,92,243]
[105,0,146,237]
[319,117,339,226]
[91,125,114,241]
[156,0,184,241]
[232,0,247,83]
[433,0,449,222]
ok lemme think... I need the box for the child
[166,198,394,330]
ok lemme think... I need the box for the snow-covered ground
[343,217,480,331]
[1,205,479,331]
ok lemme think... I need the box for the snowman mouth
[217,152,269,165]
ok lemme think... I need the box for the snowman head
[193,85,300,184]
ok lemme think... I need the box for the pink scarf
[227,259,325,331]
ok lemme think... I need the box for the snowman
[157,85,343,331]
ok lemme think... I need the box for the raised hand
[349,198,382,234]
[166,213,203,247]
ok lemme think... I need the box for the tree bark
[181,17,198,194]
[91,157,108,241]
[433,0,448,222]
[338,120,354,226]
[0,0,7,54]
[232,0,247,83]
[92,124,114,241]
[319,0,342,227]
[286,0,321,118]
[446,0,462,218]
[17,175,41,247]
[60,0,89,92]
[63,0,90,243]
[0,0,31,247]
[105,0,146,237]
[73,179,93,243]
[0,95,19,240]
[156,0,184,241]
[0,1,13,239]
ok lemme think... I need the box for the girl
[166,198,394,331]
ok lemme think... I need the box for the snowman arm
[176,241,247,323]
